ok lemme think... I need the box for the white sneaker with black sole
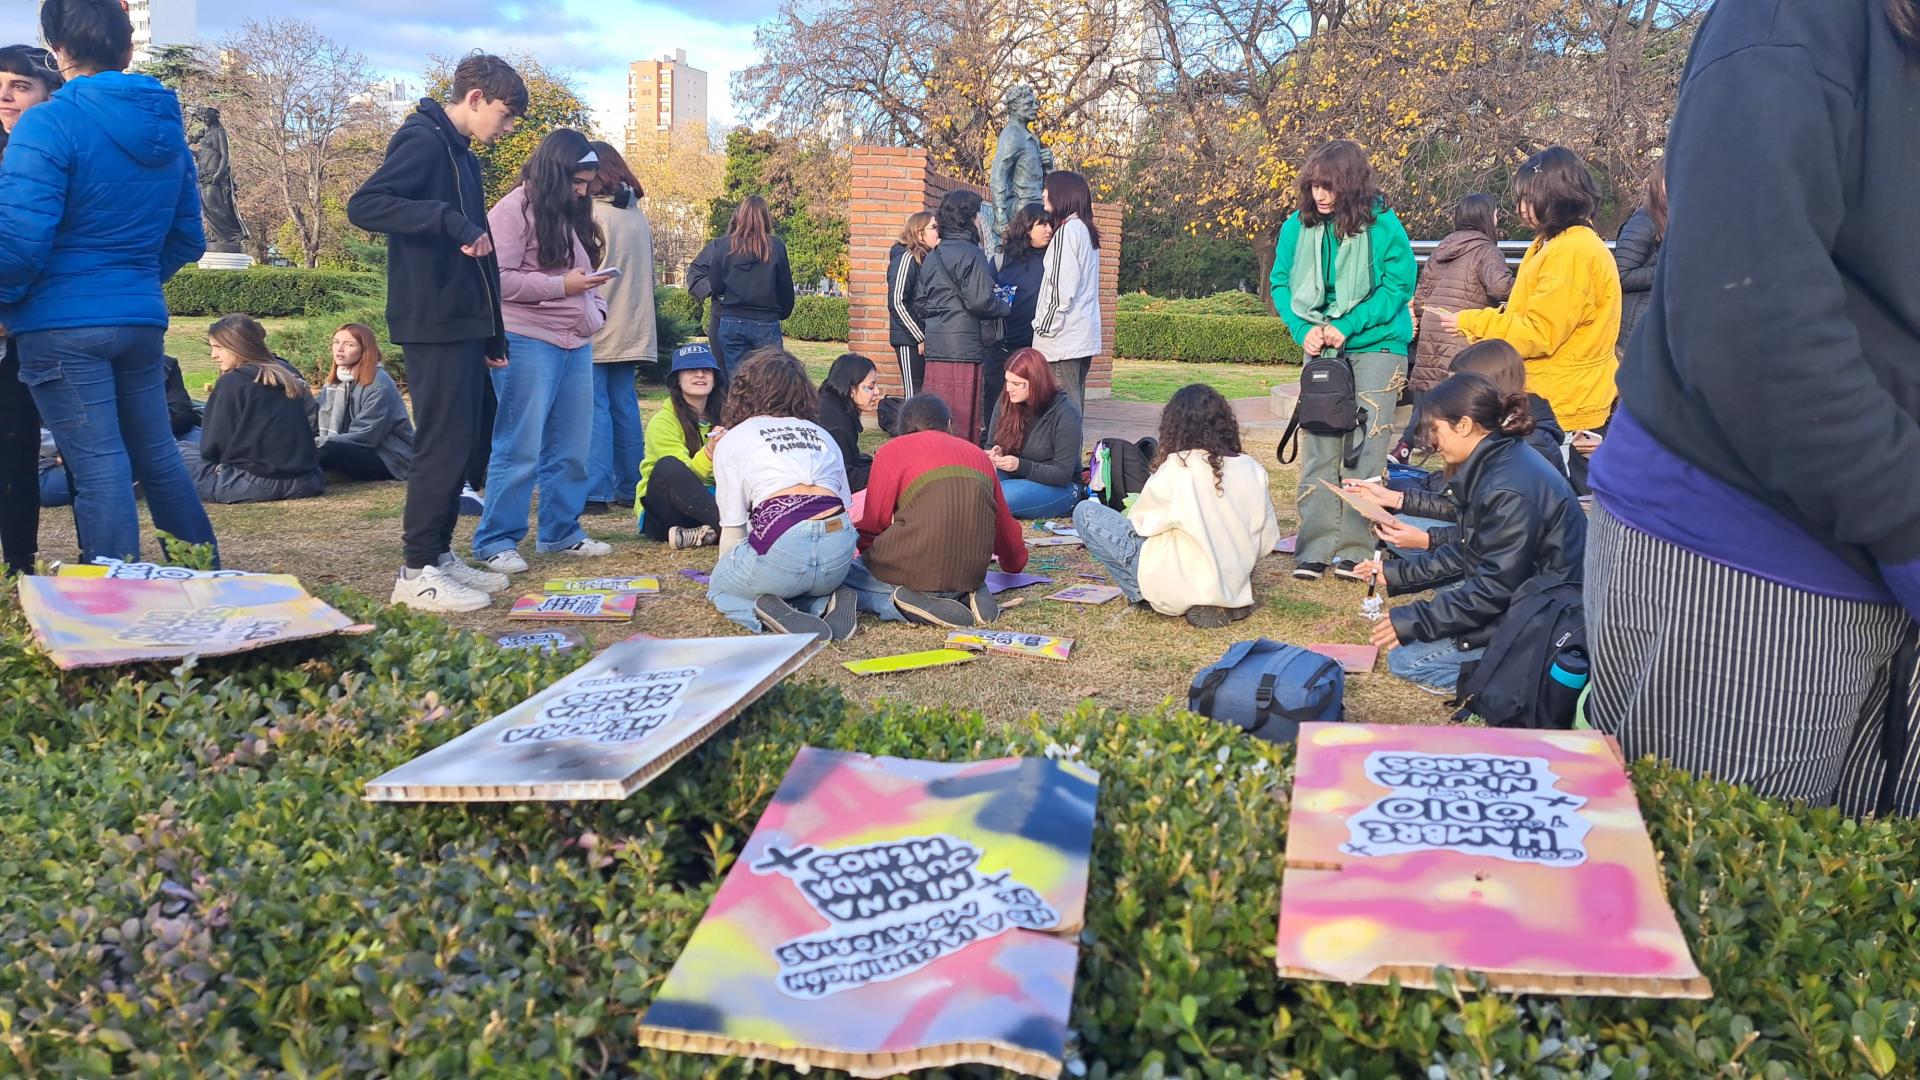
[482,549,530,574]
[391,564,490,613]
[557,538,614,558]
[437,552,509,592]
[458,484,485,516]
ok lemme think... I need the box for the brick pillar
[1087,201,1124,400]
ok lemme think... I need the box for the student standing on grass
[706,348,857,641]
[183,315,325,504]
[0,2,217,568]
[584,140,655,513]
[637,343,726,549]
[1268,139,1417,584]
[347,52,525,613]
[1584,0,1920,816]
[1032,172,1102,410]
[818,353,878,491]
[469,128,614,574]
[687,196,794,378]
[886,212,938,396]
[986,348,1082,519]
[913,190,1011,446]
[0,43,62,574]
[988,202,1052,440]
[314,323,413,483]
[1075,384,1281,629]
[846,394,1027,629]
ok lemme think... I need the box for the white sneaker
[482,549,530,574]
[458,484,485,516]
[391,565,490,613]
[556,538,614,558]
[437,552,509,592]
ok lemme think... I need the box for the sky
[0,0,781,136]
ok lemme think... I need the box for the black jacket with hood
[687,235,796,323]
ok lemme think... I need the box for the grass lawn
[1110,357,1297,403]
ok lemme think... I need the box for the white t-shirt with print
[712,415,851,528]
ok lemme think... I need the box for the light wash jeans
[17,325,217,564]
[589,362,646,504]
[1000,477,1079,519]
[1073,500,1144,603]
[842,556,908,622]
[1388,512,1452,560]
[473,333,593,558]
[708,514,857,632]
[1386,584,1485,692]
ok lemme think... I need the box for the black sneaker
[1332,559,1366,582]
[753,594,830,638]
[894,587,974,629]
[967,587,999,625]
[1293,561,1327,581]
[822,587,859,642]
[1185,605,1234,629]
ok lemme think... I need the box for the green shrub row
[2,579,1917,1077]
[1116,311,1302,363]
[785,294,850,341]
[1117,290,1272,316]
[165,268,382,318]
[655,285,700,331]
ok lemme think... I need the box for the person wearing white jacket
[1032,170,1103,409]
[1073,384,1281,628]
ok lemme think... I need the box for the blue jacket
[0,72,204,333]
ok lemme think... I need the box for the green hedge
[1118,290,1272,316]
[655,285,700,330]
[165,268,382,318]
[1117,311,1302,364]
[786,294,849,341]
[2,581,1916,1077]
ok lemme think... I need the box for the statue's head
[192,105,220,126]
[1003,85,1038,125]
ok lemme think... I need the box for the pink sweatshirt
[487,185,607,349]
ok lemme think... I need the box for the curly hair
[721,347,818,427]
[1297,140,1381,238]
[1155,383,1242,492]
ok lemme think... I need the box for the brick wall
[847,145,1122,398]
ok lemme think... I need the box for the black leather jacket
[911,237,1011,363]
[1402,394,1566,547]
[1386,434,1586,649]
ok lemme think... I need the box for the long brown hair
[209,314,302,399]
[897,211,935,261]
[517,128,604,269]
[728,195,774,264]
[991,348,1060,454]
[587,139,643,200]
[1643,159,1668,242]
[1297,140,1381,238]
[325,323,384,387]
[1453,193,1498,240]
[1449,339,1526,398]
[1155,383,1242,492]
[1042,170,1101,248]
[721,347,817,427]
[1892,0,1920,49]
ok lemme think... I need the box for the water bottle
[1542,646,1589,727]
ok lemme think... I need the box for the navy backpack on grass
[1188,639,1345,744]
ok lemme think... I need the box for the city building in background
[355,76,416,125]
[624,49,708,161]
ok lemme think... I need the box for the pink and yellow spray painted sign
[16,575,359,670]
[1277,722,1711,998]
[637,747,1100,1078]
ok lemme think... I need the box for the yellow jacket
[1457,226,1621,431]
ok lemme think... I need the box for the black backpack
[1450,577,1586,729]
[1278,348,1366,467]
[1090,436,1157,511]
[1188,639,1346,745]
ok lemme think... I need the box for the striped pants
[1586,506,1919,816]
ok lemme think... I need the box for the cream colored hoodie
[1131,450,1281,615]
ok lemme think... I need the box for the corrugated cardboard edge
[42,615,360,671]
[1274,962,1712,1000]
[632,1027,1063,1080]
[363,638,824,802]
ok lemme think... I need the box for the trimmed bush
[165,268,381,318]
[1118,290,1272,317]
[785,295,849,341]
[1117,311,1303,364]
[1,581,1917,1077]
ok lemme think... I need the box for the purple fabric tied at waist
[748,493,846,555]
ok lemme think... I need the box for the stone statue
[190,106,248,253]
[988,84,1052,259]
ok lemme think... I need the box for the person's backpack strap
[1277,411,1304,465]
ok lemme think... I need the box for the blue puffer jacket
[0,72,204,333]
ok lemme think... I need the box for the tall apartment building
[624,50,708,159]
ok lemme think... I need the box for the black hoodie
[347,100,507,352]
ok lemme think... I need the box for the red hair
[991,348,1059,453]
[326,323,385,386]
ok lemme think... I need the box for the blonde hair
[209,314,302,399]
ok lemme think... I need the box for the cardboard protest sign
[1307,643,1379,674]
[507,592,638,621]
[1318,479,1399,527]
[493,628,588,653]
[16,575,358,670]
[1025,536,1084,548]
[984,570,1052,594]
[678,568,711,585]
[947,630,1073,662]
[842,649,978,676]
[638,748,1101,1078]
[54,557,263,580]
[1274,533,1298,555]
[542,576,661,595]
[1046,584,1123,605]
[364,635,820,802]
[1276,723,1711,998]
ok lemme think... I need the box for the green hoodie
[1268,204,1417,357]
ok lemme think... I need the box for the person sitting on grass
[846,394,1029,629]
[637,342,726,549]
[314,323,414,482]
[986,346,1083,518]
[1073,383,1280,628]
[706,347,857,641]
[817,352,879,491]
[183,314,325,504]
[1352,372,1585,695]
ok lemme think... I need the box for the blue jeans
[841,556,917,622]
[1390,513,1452,559]
[1073,500,1144,603]
[589,362,646,504]
[1388,635,1485,693]
[714,316,783,377]
[40,466,71,507]
[473,333,593,558]
[1000,478,1079,519]
[708,514,856,632]
[16,326,216,564]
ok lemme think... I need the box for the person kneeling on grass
[637,342,726,549]
[314,323,414,482]
[1074,383,1280,628]
[986,347,1083,519]
[707,348,858,640]
[1353,372,1585,694]
[181,315,326,504]
[846,394,1028,629]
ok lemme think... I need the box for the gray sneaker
[821,587,859,642]
[669,525,719,550]
[894,588,974,629]
[753,594,830,638]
